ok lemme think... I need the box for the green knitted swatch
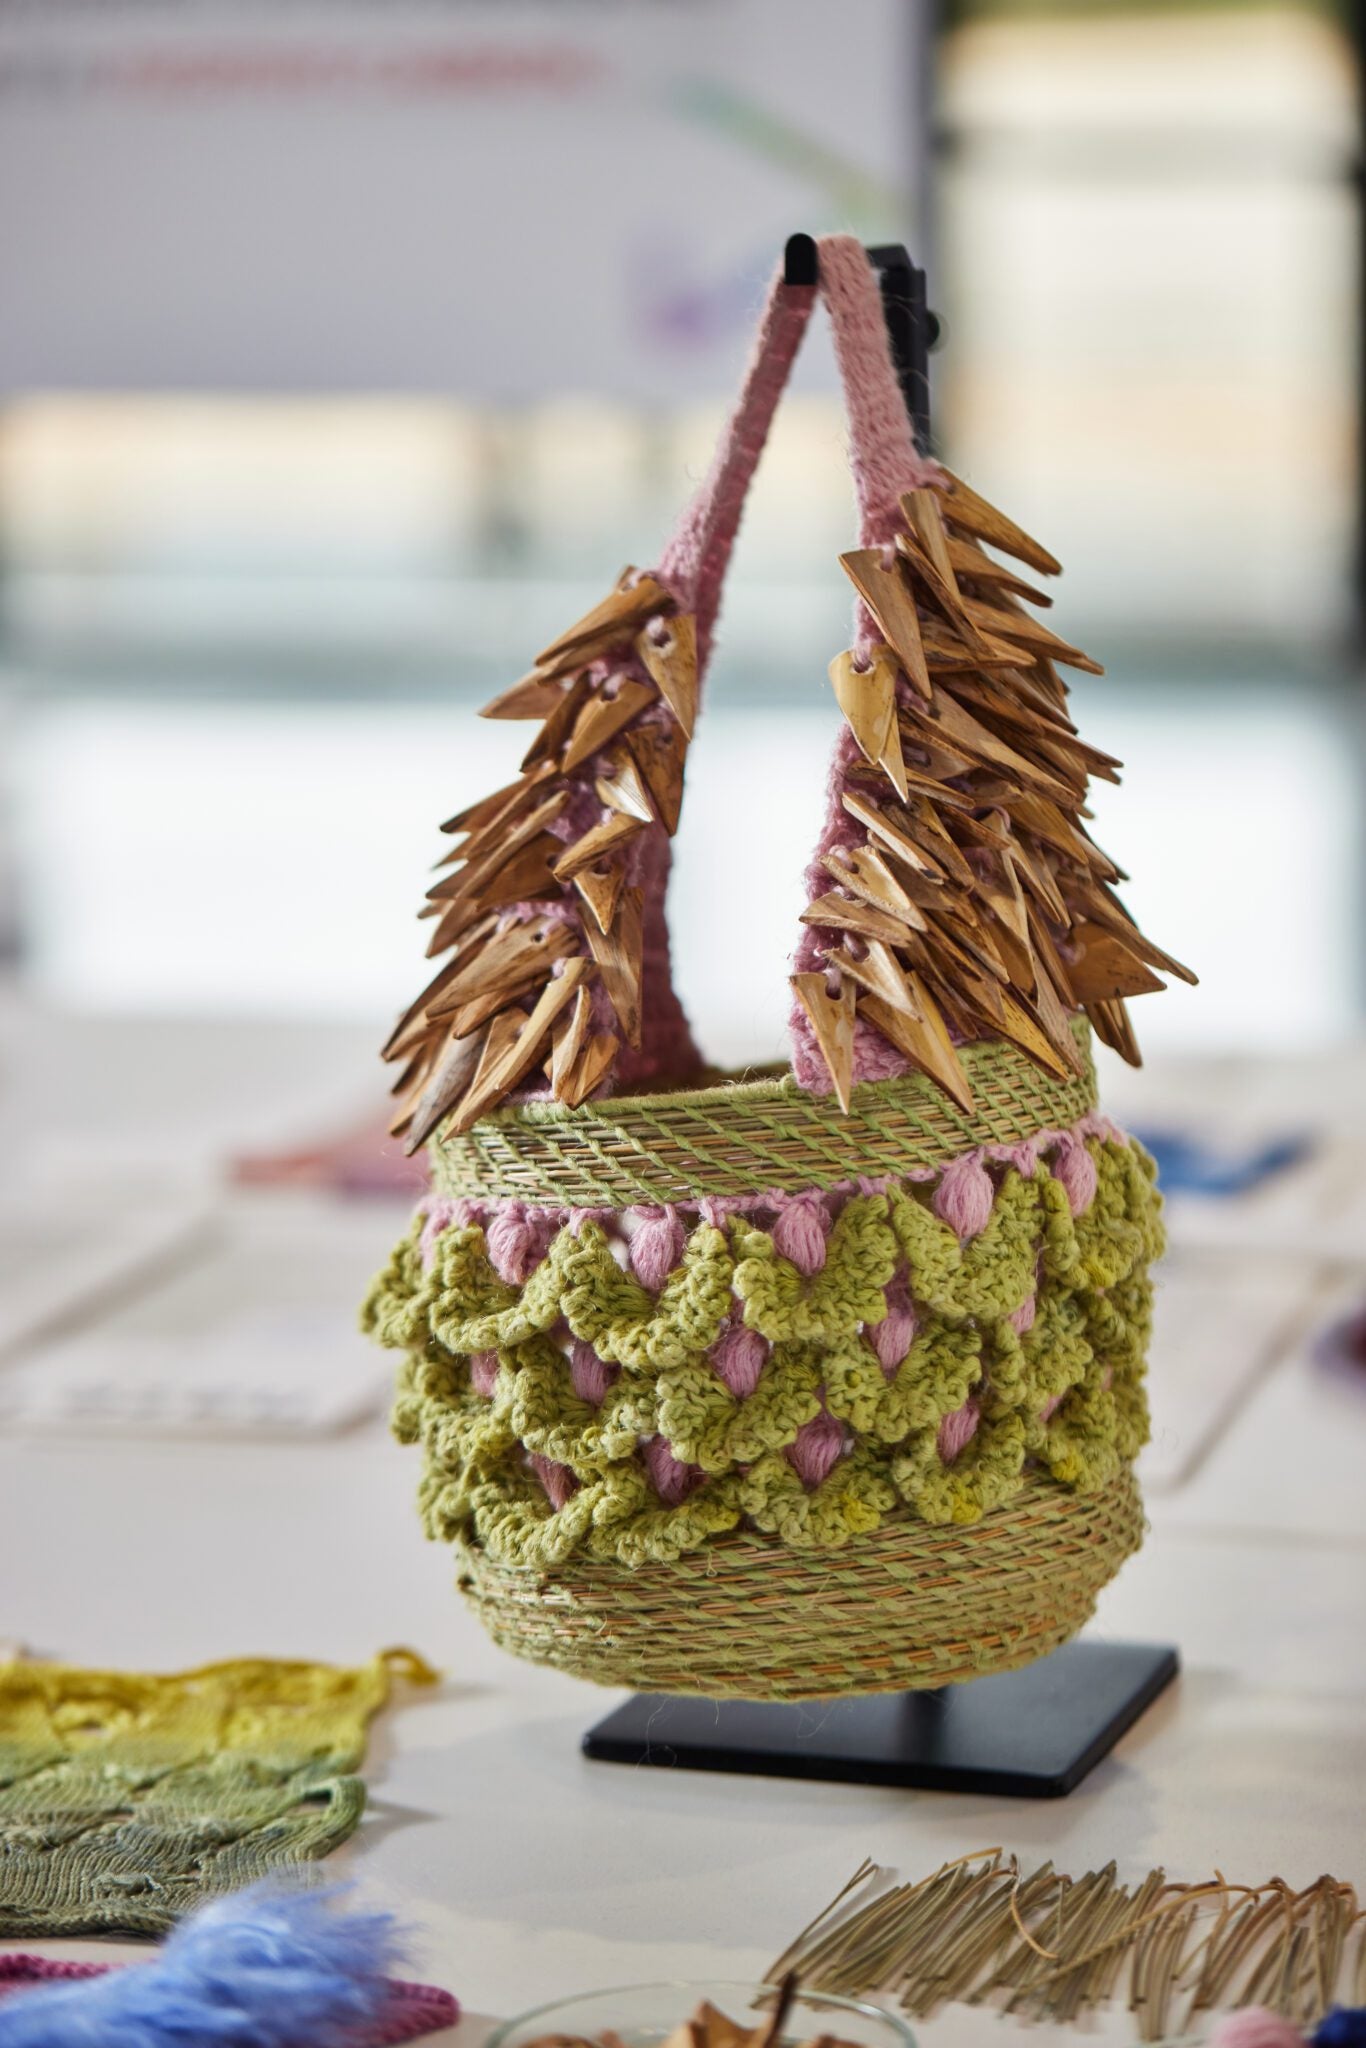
[0,1649,435,1938]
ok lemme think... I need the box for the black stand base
[582,1639,1178,1798]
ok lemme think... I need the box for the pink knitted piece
[569,1336,616,1406]
[937,1398,980,1463]
[868,1281,916,1376]
[770,1192,830,1275]
[1208,2012,1305,2048]
[787,1409,846,1488]
[0,1956,458,2043]
[642,1435,703,1506]
[1052,1129,1099,1216]
[528,1453,577,1510]
[711,1320,768,1399]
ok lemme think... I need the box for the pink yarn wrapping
[933,1153,998,1242]
[469,1350,500,1398]
[1009,1291,1037,1335]
[0,1956,459,2043]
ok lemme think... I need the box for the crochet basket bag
[363,235,1190,1702]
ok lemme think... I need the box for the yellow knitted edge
[363,1134,1162,1572]
[430,1020,1097,1206]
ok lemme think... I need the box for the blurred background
[0,0,1360,1086]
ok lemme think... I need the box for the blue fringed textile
[1315,2013,1366,2048]
[0,1884,399,2047]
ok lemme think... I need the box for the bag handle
[656,234,935,677]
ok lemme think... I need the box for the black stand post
[582,236,1180,1799]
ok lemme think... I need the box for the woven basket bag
[363,236,1180,1702]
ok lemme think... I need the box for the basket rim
[427,1018,1099,1206]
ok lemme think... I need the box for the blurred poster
[0,0,924,397]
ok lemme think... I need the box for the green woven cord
[365,1133,1163,1575]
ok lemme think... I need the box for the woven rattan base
[453,1467,1145,1701]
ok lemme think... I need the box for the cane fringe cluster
[769,1853,1366,2041]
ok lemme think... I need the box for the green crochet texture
[363,1136,1163,1573]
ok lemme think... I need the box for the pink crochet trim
[419,1109,1125,1277]
[0,1956,459,2042]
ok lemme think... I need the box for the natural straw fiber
[453,1469,1145,1700]
[432,1022,1097,1208]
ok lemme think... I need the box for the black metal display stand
[583,1640,1178,1798]
[584,236,1179,1801]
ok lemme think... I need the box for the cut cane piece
[800,891,924,945]
[945,535,1054,607]
[822,844,929,922]
[790,970,857,1113]
[584,886,645,1048]
[1088,995,1142,1066]
[937,469,1062,577]
[480,674,566,721]
[838,549,931,699]
[552,812,645,881]
[562,679,657,773]
[1065,925,1167,1004]
[637,614,699,737]
[573,861,626,935]
[900,488,961,598]
[963,598,1103,676]
[448,959,595,1132]
[858,977,974,1113]
[625,722,688,834]
[550,984,595,1097]
[403,1024,493,1155]
[595,748,656,824]
[825,941,920,1017]
[536,572,671,668]
[829,646,907,799]
[559,1028,620,1108]
[842,790,946,881]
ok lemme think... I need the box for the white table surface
[2,995,1365,2047]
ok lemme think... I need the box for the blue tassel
[0,1883,399,2047]
[1315,2013,1366,2048]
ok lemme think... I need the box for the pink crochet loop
[1009,1291,1038,1335]
[1039,1391,1065,1424]
[933,1152,996,1242]
[485,1201,552,1284]
[569,1335,616,1406]
[469,1350,500,1398]
[712,1320,768,1399]
[1207,2012,1305,2048]
[787,1408,847,1488]
[937,1398,980,1464]
[868,1281,916,1377]
[628,1205,685,1292]
[0,1956,107,1987]
[642,1435,703,1506]
[1052,1130,1099,1217]
[771,1192,831,1276]
[528,1453,577,1511]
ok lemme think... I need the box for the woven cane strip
[453,1468,1144,1699]
[431,1021,1097,1207]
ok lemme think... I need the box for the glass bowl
[486,1981,915,2048]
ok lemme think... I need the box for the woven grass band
[430,1020,1098,1207]
[454,1468,1145,1699]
